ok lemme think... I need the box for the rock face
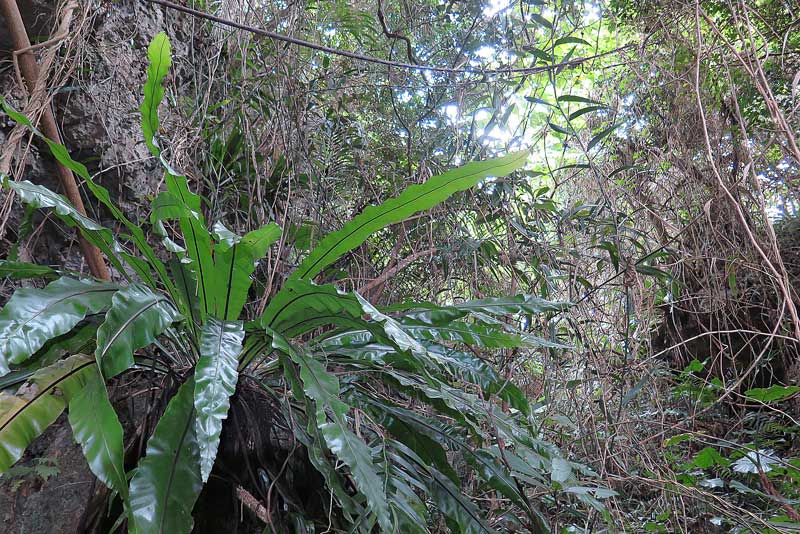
[0,0,196,264]
[0,416,95,534]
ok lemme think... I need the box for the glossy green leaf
[395,294,570,324]
[0,99,174,298]
[402,321,533,348]
[744,385,800,403]
[194,318,244,482]
[291,150,529,281]
[4,180,125,275]
[0,277,118,375]
[67,366,128,500]
[0,355,95,473]
[259,280,364,337]
[141,32,172,156]
[211,223,280,320]
[129,378,202,534]
[95,284,181,378]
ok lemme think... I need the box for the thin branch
[148,0,633,76]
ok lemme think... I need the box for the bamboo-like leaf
[291,150,529,281]
[0,277,118,376]
[141,32,172,156]
[0,355,95,473]
[129,378,202,534]
[95,284,181,378]
[194,318,243,482]
[67,366,128,501]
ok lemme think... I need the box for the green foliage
[0,32,609,533]
[194,318,243,482]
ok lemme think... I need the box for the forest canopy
[0,0,799,532]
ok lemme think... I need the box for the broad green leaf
[129,378,202,534]
[455,294,571,316]
[162,175,214,318]
[389,439,496,533]
[259,280,364,337]
[67,366,128,501]
[272,334,346,417]
[279,353,362,518]
[170,259,201,327]
[0,277,118,375]
[402,321,535,348]
[393,294,570,324]
[372,398,532,517]
[356,295,429,359]
[194,318,244,482]
[431,467,494,533]
[95,284,181,378]
[692,447,729,469]
[0,355,95,472]
[550,456,573,483]
[211,223,280,320]
[291,150,529,281]
[141,32,172,156]
[744,385,799,403]
[385,464,430,533]
[425,345,531,415]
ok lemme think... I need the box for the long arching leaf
[389,294,571,324]
[141,32,171,156]
[3,180,127,277]
[391,440,495,534]
[129,378,202,534]
[0,277,117,376]
[291,150,529,281]
[67,367,128,502]
[0,99,175,299]
[0,355,95,472]
[259,280,363,336]
[194,318,243,482]
[95,284,181,378]
[211,223,280,320]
